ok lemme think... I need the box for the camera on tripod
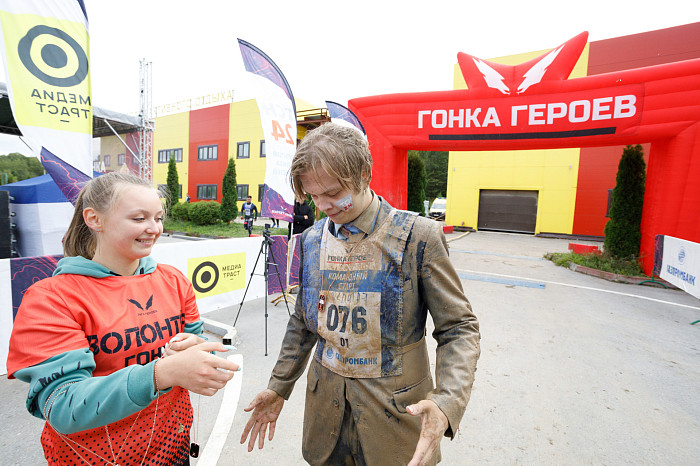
[262,223,274,242]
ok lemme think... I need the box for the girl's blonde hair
[290,123,372,200]
[63,172,164,259]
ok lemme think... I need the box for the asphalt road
[3,231,699,465]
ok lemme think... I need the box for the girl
[7,172,238,465]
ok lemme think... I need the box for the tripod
[234,224,291,356]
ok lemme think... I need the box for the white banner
[150,237,267,314]
[660,235,700,299]
[252,77,296,220]
[0,0,93,178]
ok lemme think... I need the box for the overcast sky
[1,0,698,155]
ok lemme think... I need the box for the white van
[429,197,447,218]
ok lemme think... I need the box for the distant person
[288,195,314,237]
[240,195,258,236]
[6,172,238,466]
[185,192,191,203]
[240,123,480,465]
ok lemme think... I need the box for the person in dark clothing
[240,196,258,236]
[289,196,314,237]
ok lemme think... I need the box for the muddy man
[241,123,481,465]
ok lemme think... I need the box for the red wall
[188,105,230,202]
[571,22,700,237]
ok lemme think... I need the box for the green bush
[170,202,190,221]
[189,201,221,225]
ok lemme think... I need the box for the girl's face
[89,185,163,273]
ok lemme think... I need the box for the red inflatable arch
[348,32,700,275]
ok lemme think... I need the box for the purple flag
[326,101,366,135]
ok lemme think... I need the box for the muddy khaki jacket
[268,197,480,465]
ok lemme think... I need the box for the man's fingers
[240,413,258,444]
[247,421,261,452]
[268,420,276,441]
[258,422,268,450]
[406,403,422,416]
[407,436,430,466]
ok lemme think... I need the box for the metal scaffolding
[138,59,154,182]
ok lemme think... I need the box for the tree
[220,157,238,223]
[0,152,44,184]
[604,144,646,259]
[166,157,179,211]
[407,151,426,215]
[416,150,448,201]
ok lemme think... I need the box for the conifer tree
[166,157,179,211]
[407,151,427,216]
[604,144,646,259]
[220,157,238,223]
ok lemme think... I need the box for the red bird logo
[457,32,588,96]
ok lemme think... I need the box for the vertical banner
[238,39,295,221]
[659,235,700,299]
[326,100,366,136]
[0,0,92,203]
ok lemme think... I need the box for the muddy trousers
[322,402,366,466]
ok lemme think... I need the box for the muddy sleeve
[267,242,318,399]
[420,222,481,438]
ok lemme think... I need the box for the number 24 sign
[270,120,294,145]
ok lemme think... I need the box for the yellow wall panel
[446,148,579,234]
[153,111,190,199]
[229,99,266,203]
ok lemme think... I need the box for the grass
[546,251,647,277]
[164,219,288,238]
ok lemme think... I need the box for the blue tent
[1,172,102,256]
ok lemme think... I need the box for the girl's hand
[162,333,206,357]
[156,341,240,396]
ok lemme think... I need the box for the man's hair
[290,123,372,200]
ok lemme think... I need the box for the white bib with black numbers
[316,212,396,378]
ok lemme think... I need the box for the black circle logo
[17,25,88,87]
[192,261,219,293]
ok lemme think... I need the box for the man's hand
[240,389,285,452]
[406,399,449,466]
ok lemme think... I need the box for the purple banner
[10,254,62,319]
[326,100,366,135]
[266,234,301,295]
[40,146,91,204]
[238,39,296,114]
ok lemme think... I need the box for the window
[236,184,249,201]
[197,145,218,161]
[237,142,250,159]
[197,184,217,200]
[259,140,266,158]
[158,148,183,163]
[258,184,265,203]
[104,154,111,166]
[117,154,125,166]
[606,189,613,218]
[158,184,182,199]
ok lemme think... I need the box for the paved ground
[3,231,699,465]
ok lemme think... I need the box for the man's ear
[83,207,101,231]
[361,168,371,189]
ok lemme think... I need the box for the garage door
[478,190,538,234]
